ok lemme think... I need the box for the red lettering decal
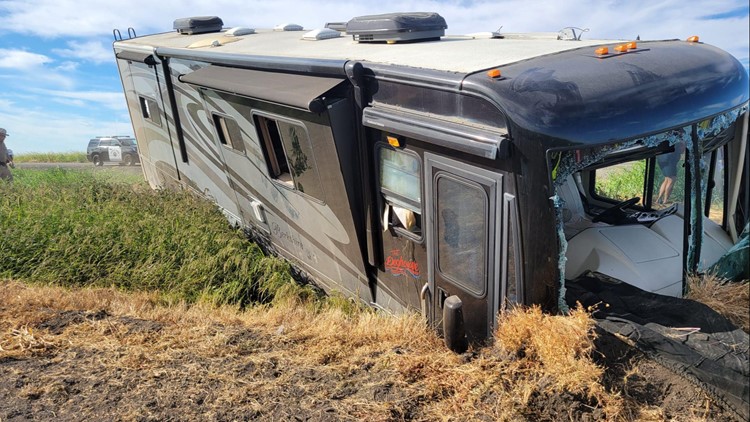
[385,254,420,278]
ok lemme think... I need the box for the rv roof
[115,29,622,74]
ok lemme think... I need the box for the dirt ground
[0,281,741,421]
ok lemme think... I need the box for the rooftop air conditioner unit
[173,16,224,35]
[346,12,447,43]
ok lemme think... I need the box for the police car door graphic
[108,144,123,162]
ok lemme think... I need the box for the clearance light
[627,41,637,49]
[487,68,502,78]
[687,35,700,43]
[614,44,629,53]
[387,136,401,148]
[595,47,609,56]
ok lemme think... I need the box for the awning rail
[363,106,508,160]
[178,65,345,113]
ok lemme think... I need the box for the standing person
[0,128,13,182]
[656,142,685,205]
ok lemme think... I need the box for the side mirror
[443,295,468,353]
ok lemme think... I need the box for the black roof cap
[465,40,750,147]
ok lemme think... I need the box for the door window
[436,174,488,296]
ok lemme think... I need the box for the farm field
[1,167,747,421]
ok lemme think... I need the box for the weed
[0,168,295,306]
[687,274,749,331]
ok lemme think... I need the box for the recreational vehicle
[112,13,749,347]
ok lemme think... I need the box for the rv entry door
[425,153,502,342]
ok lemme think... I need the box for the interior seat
[558,174,607,239]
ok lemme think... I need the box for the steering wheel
[592,197,640,223]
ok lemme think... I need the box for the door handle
[420,282,430,319]
[250,200,266,224]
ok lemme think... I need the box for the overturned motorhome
[113,13,748,349]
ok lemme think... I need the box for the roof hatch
[346,12,447,43]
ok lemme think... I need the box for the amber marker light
[387,136,401,148]
[487,68,502,78]
[687,35,700,43]
[614,44,629,53]
[627,41,637,49]
[595,47,609,56]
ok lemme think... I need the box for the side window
[705,146,726,225]
[594,159,647,204]
[254,115,289,181]
[592,142,687,211]
[213,114,246,154]
[436,174,487,296]
[652,143,686,209]
[378,145,422,238]
[139,95,162,127]
[254,114,324,200]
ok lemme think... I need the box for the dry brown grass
[687,274,750,332]
[0,280,727,421]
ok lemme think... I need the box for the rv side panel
[115,55,178,190]
[165,58,243,224]
[188,80,372,304]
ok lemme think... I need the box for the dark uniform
[0,128,13,182]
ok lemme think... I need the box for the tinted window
[436,174,487,296]
[213,114,246,154]
[276,121,323,199]
[254,114,324,201]
[378,145,422,238]
[139,96,162,127]
[380,147,421,207]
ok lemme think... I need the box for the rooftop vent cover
[174,16,224,35]
[274,23,304,31]
[346,12,447,43]
[302,28,341,41]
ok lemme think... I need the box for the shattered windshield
[549,105,747,311]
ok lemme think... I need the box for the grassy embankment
[0,167,631,419]
[0,167,746,420]
[12,152,88,163]
[0,167,301,307]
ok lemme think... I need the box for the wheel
[122,154,133,166]
[592,196,640,223]
[92,154,103,166]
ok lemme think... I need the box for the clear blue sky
[1,0,748,153]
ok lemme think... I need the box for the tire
[123,154,134,166]
[92,154,103,166]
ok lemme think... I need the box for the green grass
[595,159,687,205]
[594,160,648,201]
[0,168,307,307]
[13,152,88,163]
[11,166,146,187]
